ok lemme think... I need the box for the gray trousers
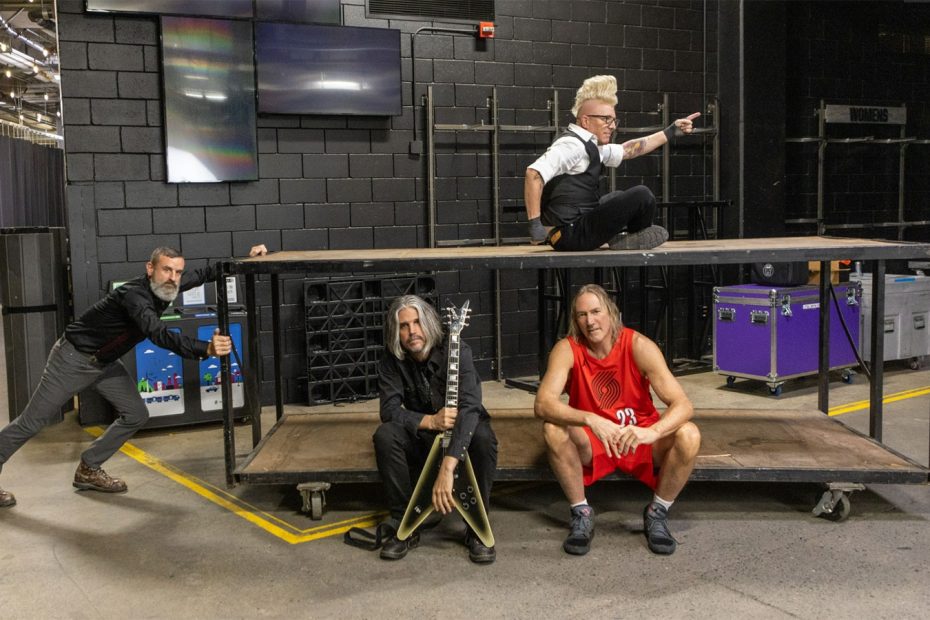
[0,336,148,471]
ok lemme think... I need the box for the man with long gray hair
[0,244,266,509]
[373,295,498,563]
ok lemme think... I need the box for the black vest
[540,130,602,226]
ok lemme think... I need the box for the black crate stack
[305,275,437,405]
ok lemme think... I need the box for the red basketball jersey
[567,327,660,429]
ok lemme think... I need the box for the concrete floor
[1,362,928,618]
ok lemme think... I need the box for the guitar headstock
[443,299,471,336]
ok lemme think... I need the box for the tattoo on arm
[623,138,648,159]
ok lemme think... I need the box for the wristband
[663,123,684,142]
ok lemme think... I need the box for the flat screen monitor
[255,22,402,116]
[161,16,258,183]
[86,0,253,19]
[255,0,341,24]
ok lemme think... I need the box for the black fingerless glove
[528,217,548,244]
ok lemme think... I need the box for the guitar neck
[441,331,461,445]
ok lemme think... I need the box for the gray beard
[150,280,179,303]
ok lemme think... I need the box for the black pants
[549,185,657,252]
[373,419,498,523]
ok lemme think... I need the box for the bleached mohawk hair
[571,75,618,118]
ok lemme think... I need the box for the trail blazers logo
[591,370,622,411]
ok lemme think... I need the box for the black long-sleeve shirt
[378,339,490,462]
[64,263,222,364]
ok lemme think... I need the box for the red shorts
[582,426,657,490]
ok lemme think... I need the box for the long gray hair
[568,284,622,344]
[385,295,444,360]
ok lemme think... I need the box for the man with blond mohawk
[525,75,700,251]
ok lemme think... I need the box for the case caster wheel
[769,384,782,397]
[841,369,855,384]
[726,376,736,387]
[297,482,331,520]
[909,357,921,370]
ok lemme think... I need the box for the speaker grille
[368,0,494,21]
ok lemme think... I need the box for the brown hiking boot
[73,461,128,493]
[0,486,15,507]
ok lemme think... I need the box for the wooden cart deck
[235,408,928,485]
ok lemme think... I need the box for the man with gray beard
[0,245,266,508]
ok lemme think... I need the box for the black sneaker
[563,504,595,555]
[465,529,496,564]
[608,225,669,251]
[643,502,678,555]
[379,532,419,560]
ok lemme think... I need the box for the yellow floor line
[83,427,386,544]
[828,385,930,416]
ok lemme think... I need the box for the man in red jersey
[535,284,700,555]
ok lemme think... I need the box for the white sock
[652,495,674,510]
[570,499,589,509]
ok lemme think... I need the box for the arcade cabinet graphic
[134,327,184,417]
[197,323,244,411]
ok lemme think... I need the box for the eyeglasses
[586,114,618,128]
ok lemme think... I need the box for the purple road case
[713,283,861,394]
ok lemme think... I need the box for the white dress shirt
[527,123,624,184]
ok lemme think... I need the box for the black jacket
[64,263,222,364]
[378,339,490,462]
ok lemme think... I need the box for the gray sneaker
[643,502,677,554]
[563,504,595,555]
[608,225,669,251]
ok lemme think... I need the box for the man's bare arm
[535,339,626,457]
[631,332,693,438]
[534,340,585,424]
[525,168,549,243]
[524,168,544,221]
[621,132,667,160]
[622,112,701,160]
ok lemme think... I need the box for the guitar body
[396,434,495,548]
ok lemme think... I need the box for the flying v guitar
[395,300,495,548]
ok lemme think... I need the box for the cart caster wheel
[909,358,920,370]
[726,376,736,387]
[310,494,323,519]
[841,370,854,384]
[769,385,782,397]
[297,482,331,520]
[813,483,862,522]
[820,493,851,522]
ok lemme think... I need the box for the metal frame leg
[218,264,235,487]
[245,274,262,447]
[869,260,885,441]
[271,274,284,421]
[817,261,830,413]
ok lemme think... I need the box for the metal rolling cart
[217,237,930,520]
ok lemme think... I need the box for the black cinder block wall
[56,0,930,401]
[57,0,721,403]
[784,1,930,241]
